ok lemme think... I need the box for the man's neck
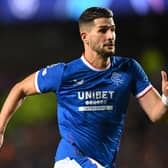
[83,52,111,69]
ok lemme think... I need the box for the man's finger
[0,134,4,148]
[161,70,167,83]
[161,70,168,91]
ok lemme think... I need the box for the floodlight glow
[129,0,150,15]
[66,0,112,20]
[148,0,164,14]
[8,0,40,20]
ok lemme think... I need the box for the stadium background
[0,0,168,167]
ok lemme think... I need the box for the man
[0,7,168,168]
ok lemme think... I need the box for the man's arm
[0,72,38,147]
[138,71,168,122]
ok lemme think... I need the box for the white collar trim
[81,56,111,72]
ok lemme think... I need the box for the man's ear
[80,31,89,44]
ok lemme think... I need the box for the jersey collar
[81,55,111,72]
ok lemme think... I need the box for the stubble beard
[90,40,115,59]
[96,46,115,59]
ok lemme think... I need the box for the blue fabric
[37,56,151,168]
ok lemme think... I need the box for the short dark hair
[79,7,113,27]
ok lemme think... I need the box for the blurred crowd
[0,122,59,168]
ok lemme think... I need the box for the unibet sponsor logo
[77,90,114,100]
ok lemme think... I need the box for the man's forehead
[93,17,115,27]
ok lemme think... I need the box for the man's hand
[0,132,4,148]
[161,71,168,97]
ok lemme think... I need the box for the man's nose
[106,30,115,40]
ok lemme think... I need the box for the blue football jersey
[35,56,152,168]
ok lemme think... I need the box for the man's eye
[111,28,116,32]
[99,29,107,33]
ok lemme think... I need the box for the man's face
[86,17,116,58]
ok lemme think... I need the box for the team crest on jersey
[111,72,123,85]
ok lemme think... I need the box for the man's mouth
[104,43,115,48]
[104,42,114,47]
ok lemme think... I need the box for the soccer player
[0,7,168,168]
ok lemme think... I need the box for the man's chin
[97,48,115,58]
[105,50,115,57]
[102,52,113,58]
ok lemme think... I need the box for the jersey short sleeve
[131,59,152,98]
[35,63,64,93]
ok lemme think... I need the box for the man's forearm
[0,84,25,133]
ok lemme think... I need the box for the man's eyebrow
[98,25,116,29]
